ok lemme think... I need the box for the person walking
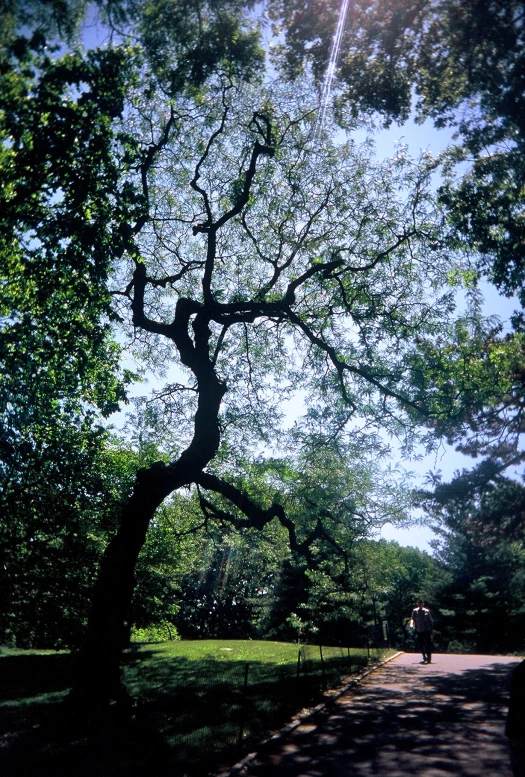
[410,599,434,664]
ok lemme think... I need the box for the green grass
[122,640,376,760]
[0,648,74,733]
[0,640,394,775]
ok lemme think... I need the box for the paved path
[235,652,521,777]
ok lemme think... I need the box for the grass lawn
[0,640,394,776]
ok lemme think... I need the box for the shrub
[130,621,180,644]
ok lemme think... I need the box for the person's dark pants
[416,631,432,662]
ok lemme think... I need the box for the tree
[267,0,525,499]
[405,299,525,467]
[2,1,498,709]
[191,445,414,642]
[0,24,136,483]
[1,0,264,684]
[366,541,439,646]
[421,474,525,652]
[0,435,139,648]
[171,524,285,640]
[80,68,483,705]
[126,442,419,644]
[0,30,137,648]
[253,445,415,642]
[268,0,525,306]
[1,0,98,45]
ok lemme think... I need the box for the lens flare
[314,0,350,139]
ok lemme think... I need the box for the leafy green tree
[0,0,267,698]
[62,75,486,704]
[267,0,525,655]
[0,434,139,648]
[131,446,428,646]
[0,24,136,483]
[289,538,438,647]
[421,473,525,652]
[261,448,416,642]
[405,300,525,469]
[171,525,286,639]
[189,444,433,644]
[362,540,439,645]
[0,422,103,649]
[1,0,96,45]
[0,31,139,648]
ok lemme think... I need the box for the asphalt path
[232,652,521,777]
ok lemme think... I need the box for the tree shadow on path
[242,655,519,777]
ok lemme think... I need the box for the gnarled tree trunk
[71,340,227,709]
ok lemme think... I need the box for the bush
[130,621,180,644]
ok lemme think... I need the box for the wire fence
[131,641,390,771]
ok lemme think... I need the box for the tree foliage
[0,30,135,486]
[131,449,436,647]
[406,296,525,467]
[0,435,138,648]
[268,0,525,305]
[0,32,140,649]
[422,473,525,652]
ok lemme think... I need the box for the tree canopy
[421,473,525,652]
[269,0,525,307]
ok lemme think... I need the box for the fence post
[238,662,249,744]
[347,646,351,674]
[297,648,302,678]
[319,645,326,690]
